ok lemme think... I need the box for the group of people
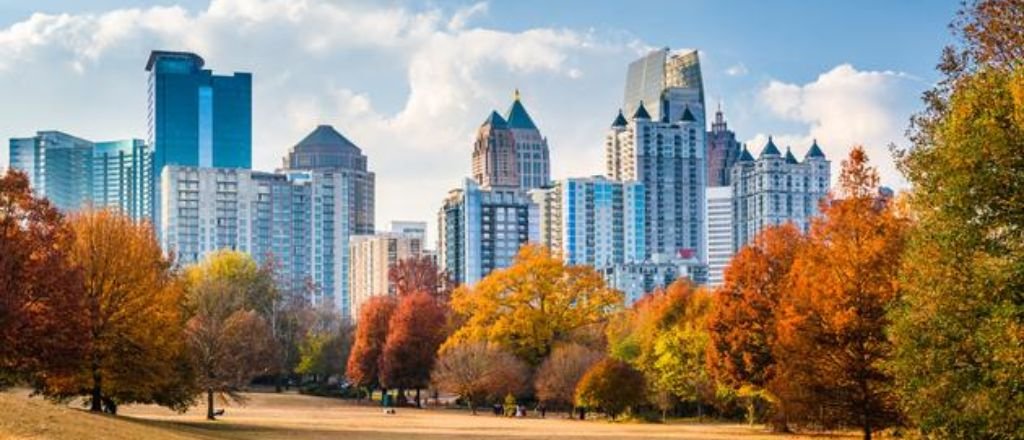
[492,401,546,418]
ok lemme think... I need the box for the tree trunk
[863,414,872,440]
[90,365,102,413]
[207,388,216,420]
[275,373,283,393]
[415,389,421,408]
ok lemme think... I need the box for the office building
[437,178,539,285]
[707,106,742,186]
[623,48,706,129]
[283,125,375,235]
[349,229,425,322]
[530,176,644,268]
[704,186,733,287]
[731,138,831,249]
[389,220,428,243]
[471,111,518,189]
[601,253,707,305]
[93,139,152,220]
[159,166,353,315]
[506,90,551,190]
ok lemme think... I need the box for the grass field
[0,391,856,440]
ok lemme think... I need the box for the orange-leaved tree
[0,170,86,389]
[346,295,397,397]
[380,291,448,405]
[775,147,908,439]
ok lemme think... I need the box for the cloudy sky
[0,0,956,243]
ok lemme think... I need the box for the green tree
[891,2,1024,434]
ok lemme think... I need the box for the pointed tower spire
[611,109,628,128]
[505,90,537,130]
[632,100,651,120]
[514,88,521,101]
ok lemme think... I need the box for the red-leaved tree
[346,296,397,396]
[380,291,448,406]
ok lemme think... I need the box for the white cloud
[725,63,747,76]
[0,0,636,244]
[748,64,921,187]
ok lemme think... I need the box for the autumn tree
[184,251,277,420]
[380,291,448,405]
[389,255,450,301]
[891,2,1024,436]
[296,320,353,385]
[346,295,397,396]
[574,358,646,420]
[431,342,529,414]
[445,245,623,365]
[38,209,193,413]
[775,148,907,439]
[534,343,603,411]
[0,170,86,389]
[706,224,804,426]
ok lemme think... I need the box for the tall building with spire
[731,137,831,250]
[505,90,551,190]
[706,105,742,187]
[471,111,518,189]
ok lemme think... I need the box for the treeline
[0,182,351,419]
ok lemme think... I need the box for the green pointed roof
[805,139,826,159]
[482,111,508,128]
[680,105,696,122]
[760,136,781,157]
[633,101,651,120]
[612,109,628,127]
[785,147,799,164]
[738,146,754,162]
[505,91,538,130]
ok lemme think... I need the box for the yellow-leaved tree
[444,245,622,365]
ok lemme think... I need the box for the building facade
[159,166,353,316]
[348,230,424,322]
[9,131,151,218]
[731,138,831,250]
[706,107,742,187]
[530,176,644,268]
[437,178,539,285]
[623,48,706,129]
[282,124,375,235]
[471,112,518,189]
[601,253,707,305]
[506,91,551,190]
[704,185,733,287]
[605,102,707,263]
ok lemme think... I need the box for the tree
[380,292,448,404]
[346,296,397,395]
[706,224,804,427]
[41,209,193,413]
[445,245,623,365]
[574,358,646,420]
[892,3,1024,436]
[184,252,277,420]
[534,343,603,411]
[775,148,907,439]
[389,255,450,301]
[431,342,529,414]
[296,321,353,384]
[0,170,86,390]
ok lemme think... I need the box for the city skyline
[0,1,955,245]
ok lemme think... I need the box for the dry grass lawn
[1,391,856,440]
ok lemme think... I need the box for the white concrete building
[348,229,424,322]
[704,186,734,287]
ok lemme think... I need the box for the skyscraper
[10,131,151,219]
[471,112,518,189]
[437,178,539,285]
[623,48,706,127]
[706,106,742,186]
[731,138,831,250]
[146,50,251,221]
[505,90,551,190]
[704,186,734,286]
[349,228,424,322]
[282,124,375,235]
[530,176,645,268]
[605,101,707,263]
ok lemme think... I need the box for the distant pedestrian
[537,402,546,418]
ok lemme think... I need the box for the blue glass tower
[146,50,251,176]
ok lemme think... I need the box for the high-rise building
[601,253,706,305]
[348,229,424,322]
[706,106,742,187]
[159,166,353,315]
[9,131,93,212]
[471,112,518,190]
[731,138,831,250]
[623,48,706,129]
[146,50,251,223]
[530,176,645,268]
[389,220,428,243]
[437,178,539,285]
[605,101,707,263]
[93,139,152,220]
[10,131,152,219]
[505,90,551,190]
[282,125,375,235]
[704,186,733,286]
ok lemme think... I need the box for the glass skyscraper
[622,48,706,127]
[93,139,152,220]
[146,50,251,217]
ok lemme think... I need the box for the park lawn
[0,391,856,440]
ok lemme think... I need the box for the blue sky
[0,1,957,237]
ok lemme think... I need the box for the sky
[0,0,958,243]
